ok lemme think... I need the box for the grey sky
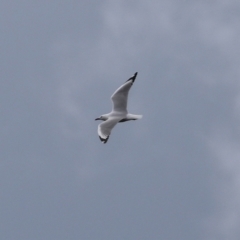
[1,0,240,239]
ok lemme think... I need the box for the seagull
[95,72,142,143]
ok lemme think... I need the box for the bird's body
[95,72,142,143]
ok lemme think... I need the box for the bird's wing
[98,117,121,143]
[111,72,138,113]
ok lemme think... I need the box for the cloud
[44,0,240,237]
[207,125,240,239]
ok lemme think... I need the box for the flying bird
[95,72,142,143]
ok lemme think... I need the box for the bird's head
[95,115,108,121]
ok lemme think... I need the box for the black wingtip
[99,135,109,144]
[126,72,138,83]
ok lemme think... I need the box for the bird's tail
[127,114,143,120]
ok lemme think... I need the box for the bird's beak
[95,118,100,120]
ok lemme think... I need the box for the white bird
[95,72,142,143]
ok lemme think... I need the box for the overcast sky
[1,0,240,239]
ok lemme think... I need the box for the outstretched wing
[111,72,138,113]
[98,117,120,143]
